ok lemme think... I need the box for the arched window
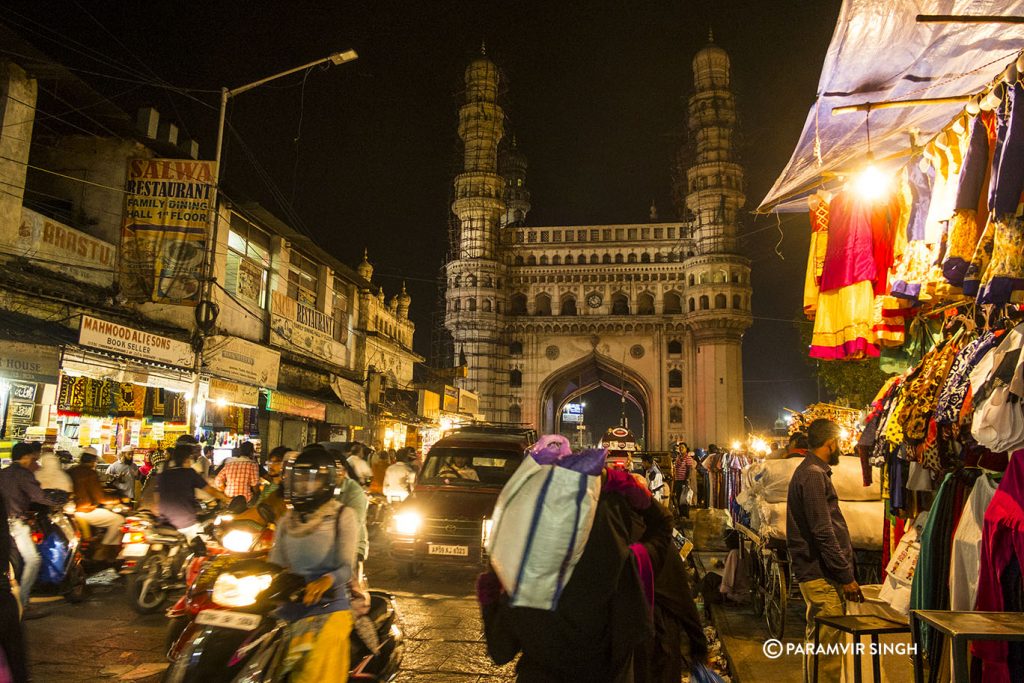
[654,253,665,263]
[590,254,599,264]
[664,291,682,314]
[731,272,740,283]
[510,341,523,355]
[668,340,683,355]
[467,298,477,312]
[614,253,624,264]
[637,291,655,315]
[482,276,492,287]
[453,299,461,311]
[732,294,742,309]
[670,405,683,423]
[579,254,587,264]
[509,404,522,423]
[552,255,561,265]
[560,296,578,316]
[688,274,695,286]
[514,256,524,265]
[688,298,696,312]
[715,293,727,309]
[510,369,522,388]
[611,292,629,315]
[668,369,683,388]
[527,255,537,266]
[699,295,709,310]
[534,292,552,316]
[454,275,461,287]
[602,253,612,264]
[467,274,477,287]
[510,292,527,315]
[565,254,574,265]
[641,253,651,263]
[482,298,493,312]
[539,255,549,265]
[716,270,728,283]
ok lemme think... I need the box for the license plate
[428,544,469,557]
[121,543,149,557]
[196,609,261,631]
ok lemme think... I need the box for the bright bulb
[731,440,741,451]
[216,398,228,407]
[854,163,889,202]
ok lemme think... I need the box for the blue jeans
[9,519,39,609]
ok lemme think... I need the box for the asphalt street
[23,556,513,682]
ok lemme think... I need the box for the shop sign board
[269,291,347,367]
[79,316,192,367]
[209,378,259,407]
[10,402,34,423]
[119,158,216,306]
[418,390,440,420]
[10,382,37,402]
[264,390,326,421]
[19,208,117,286]
[442,385,459,413]
[204,335,280,389]
[458,389,479,416]
[0,342,60,384]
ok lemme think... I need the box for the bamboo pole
[917,14,1024,24]
[831,95,973,116]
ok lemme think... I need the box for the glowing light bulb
[854,163,889,202]
[216,398,228,407]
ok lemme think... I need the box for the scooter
[162,559,404,682]
[10,500,88,603]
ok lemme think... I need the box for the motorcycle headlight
[221,529,256,553]
[392,511,422,537]
[212,572,273,608]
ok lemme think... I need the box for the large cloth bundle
[691,508,733,551]
[485,435,604,610]
[753,500,883,550]
[745,456,880,504]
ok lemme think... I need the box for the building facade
[444,40,752,449]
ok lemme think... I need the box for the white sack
[755,500,882,550]
[485,456,600,610]
[750,456,879,503]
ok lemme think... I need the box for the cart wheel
[750,552,765,616]
[765,562,787,640]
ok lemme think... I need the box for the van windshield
[420,448,523,487]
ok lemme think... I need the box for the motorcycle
[162,558,404,682]
[10,499,87,603]
[121,499,238,614]
[365,491,391,539]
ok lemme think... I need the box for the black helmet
[283,446,341,514]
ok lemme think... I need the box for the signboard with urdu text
[120,158,216,306]
[79,315,192,367]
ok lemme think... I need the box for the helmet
[283,446,342,514]
[694,448,707,460]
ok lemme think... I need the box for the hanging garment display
[949,473,999,611]
[892,161,938,303]
[803,191,831,317]
[879,510,929,616]
[943,112,995,286]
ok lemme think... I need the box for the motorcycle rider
[383,449,417,502]
[345,442,374,485]
[67,450,125,562]
[0,442,61,610]
[269,446,358,682]
[154,442,230,545]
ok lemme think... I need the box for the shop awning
[759,0,1024,213]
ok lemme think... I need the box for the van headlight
[212,572,273,608]
[221,529,256,553]
[481,518,494,546]
[392,511,422,537]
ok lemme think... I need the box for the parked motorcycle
[162,559,404,682]
[10,501,87,603]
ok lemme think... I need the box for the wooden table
[910,610,1024,683]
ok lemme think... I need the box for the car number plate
[121,543,149,557]
[196,609,261,631]
[428,544,469,557]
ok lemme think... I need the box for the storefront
[0,341,63,462]
[260,389,326,451]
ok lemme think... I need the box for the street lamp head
[330,49,359,65]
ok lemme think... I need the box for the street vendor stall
[762,3,1024,681]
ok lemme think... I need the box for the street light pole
[188,49,359,433]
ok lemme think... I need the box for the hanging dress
[803,192,831,318]
[943,111,996,287]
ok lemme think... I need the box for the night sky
[6,0,843,431]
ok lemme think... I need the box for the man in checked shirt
[786,418,864,682]
[214,441,261,503]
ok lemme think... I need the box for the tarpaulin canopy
[759,0,1024,213]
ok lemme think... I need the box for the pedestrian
[786,418,863,682]
[214,441,261,503]
[139,452,154,479]
[694,446,712,508]
[369,449,391,495]
[67,450,125,561]
[0,484,29,682]
[35,447,73,501]
[383,449,417,502]
[193,445,213,478]
[345,442,374,485]
[0,442,61,610]
[769,432,809,460]
[105,446,139,501]
[640,454,667,504]
[671,444,695,517]
[255,446,289,511]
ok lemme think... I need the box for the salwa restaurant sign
[79,316,192,367]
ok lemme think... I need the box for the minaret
[499,137,530,228]
[444,46,509,421]
[684,36,753,447]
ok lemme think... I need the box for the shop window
[668,340,683,355]
[560,296,577,316]
[715,293,727,309]
[534,292,552,316]
[287,249,319,308]
[611,292,629,315]
[226,214,271,308]
[670,405,683,423]
[664,291,683,314]
[637,292,655,315]
[668,369,683,388]
[510,369,523,388]
[510,293,527,315]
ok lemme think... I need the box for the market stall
[762,4,1024,681]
